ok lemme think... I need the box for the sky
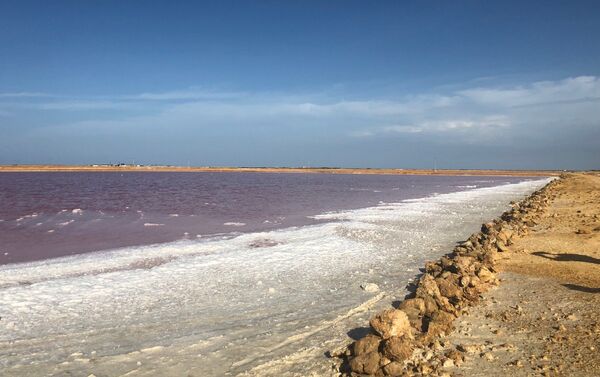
[1,1,599,169]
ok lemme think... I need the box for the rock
[378,355,392,368]
[416,274,441,298]
[476,266,495,283]
[459,275,471,287]
[361,283,380,293]
[442,358,455,368]
[425,261,443,275]
[421,295,440,316]
[353,334,382,356]
[435,275,463,300]
[416,274,456,314]
[399,306,424,332]
[496,230,510,244]
[496,241,509,252]
[481,222,496,234]
[482,352,495,361]
[482,250,501,266]
[453,256,477,273]
[445,349,464,365]
[398,298,426,314]
[425,310,456,337]
[248,238,281,248]
[457,344,483,354]
[382,336,414,362]
[417,363,432,374]
[382,361,405,376]
[349,351,381,375]
[370,309,412,339]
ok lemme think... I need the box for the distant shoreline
[0,165,560,176]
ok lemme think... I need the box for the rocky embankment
[336,177,561,376]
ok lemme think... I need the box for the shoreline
[337,172,599,376]
[0,176,553,376]
[0,165,560,176]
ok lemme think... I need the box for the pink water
[0,172,533,265]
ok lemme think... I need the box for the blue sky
[1,1,599,169]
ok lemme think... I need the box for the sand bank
[0,165,559,176]
[336,173,599,376]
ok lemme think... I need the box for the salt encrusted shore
[333,174,590,376]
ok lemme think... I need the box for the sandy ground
[0,165,559,176]
[443,173,600,376]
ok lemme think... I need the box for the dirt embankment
[335,173,599,376]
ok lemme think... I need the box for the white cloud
[459,76,600,107]
[124,88,246,101]
[37,100,132,111]
[0,92,53,98]
[4,75,600,150]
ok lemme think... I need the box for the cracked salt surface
[0,179,552,376]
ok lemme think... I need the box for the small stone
[457,344,483,354]
[360,283,380,293]
[442,358,455,368]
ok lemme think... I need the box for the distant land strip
[0,165,563,176]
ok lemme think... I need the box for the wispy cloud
[125,88,247,101]
[3,76,600,149]
[459,76,600,107]
[0,92,53,98]
[37,100,133,111]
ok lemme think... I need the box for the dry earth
[443,173,600,376]
[0,165,559,177]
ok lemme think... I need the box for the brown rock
[442,358,455,368]
[453,256,477,273]
[435,275,463,300]
[457,343,484,354]
[401,306,424,332]
[416,274,441,298]
[349,351,381,375]
[383,336,414,362]
[426,310,456,337]
[496,241,509,252]
[476,266,495,283]
[398,297,426,314]
[459,275,471,287]
[481,222,496,234]
[382,361,405,376]
[353,334,382,356]
[421,295,439,316]
[445,349,465,365]
[425,261,443,275]
[370,309,412,339]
